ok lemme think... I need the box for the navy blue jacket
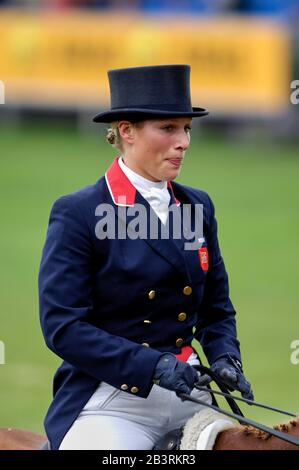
[38,157,240,450]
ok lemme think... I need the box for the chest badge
[198,247,209,272]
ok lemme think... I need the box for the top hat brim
[92,107,209,123]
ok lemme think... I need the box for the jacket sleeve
[38,195,162,398]
[194,194,241,365]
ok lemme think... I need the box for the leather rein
[177,364,299,447]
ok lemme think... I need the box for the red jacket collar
[105,157,180,207]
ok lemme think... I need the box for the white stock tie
[145,186,171,225]
[118,156,171,224]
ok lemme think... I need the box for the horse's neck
[0,428,46,450]
[214,420,299,451]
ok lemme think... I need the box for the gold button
[121,384,129,391]
[131,386,139,394]
[176,338,184,348]
[148,290,156,300]
[178,312,187,322]
[183,286,192,296]
[143,320,152,324]
[142,342,150,347]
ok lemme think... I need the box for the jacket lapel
[105,157,190,281]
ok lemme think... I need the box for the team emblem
[198,247,209,271]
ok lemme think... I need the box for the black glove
[211,353,254,401]
[153,353,199,395]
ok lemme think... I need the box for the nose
[175,129,190,152]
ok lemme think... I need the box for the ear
[118,121,135,145]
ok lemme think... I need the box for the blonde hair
[106,121,123,151]
[106,120,144,152]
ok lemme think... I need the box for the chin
[165,169,181,181]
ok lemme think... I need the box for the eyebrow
[159,120,192,125]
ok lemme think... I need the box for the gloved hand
[211,354,254,401]
[153,353,199,395]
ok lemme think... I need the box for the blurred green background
[0,122,298,434]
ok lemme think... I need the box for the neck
[120,156,162,183]
[119,157,165,187]
[214,418,299,450]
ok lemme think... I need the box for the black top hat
[92,64,208,123]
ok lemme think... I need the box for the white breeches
[59,382,212,450]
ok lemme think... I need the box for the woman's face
[119,117,192,182]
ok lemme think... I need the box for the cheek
[143,137,164,157]
[140,132,171,163]
[152,136,172,156]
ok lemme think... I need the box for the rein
[195,384,296,417]
[177,364,299,447]
[195,364,296,417]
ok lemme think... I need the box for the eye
[185,125,192,133]
[162,125,174,131]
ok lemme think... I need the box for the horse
[1,415,299,450]
[0,428,46,450]
[180,408,299,450]
[214,417,299,450]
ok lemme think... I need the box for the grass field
[0,123,298,435]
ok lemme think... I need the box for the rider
[39,64,253,450]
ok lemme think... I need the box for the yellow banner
[0,11,291,114]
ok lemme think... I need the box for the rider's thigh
[59,414,155,450]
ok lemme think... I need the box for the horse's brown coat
[214,417,299,450]
[0,428,46,450]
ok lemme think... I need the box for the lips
[168,158,183,168]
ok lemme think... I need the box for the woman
[39,64,253,450]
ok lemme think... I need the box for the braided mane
[242,418,298,440]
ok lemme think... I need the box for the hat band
[110,103,193,112]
